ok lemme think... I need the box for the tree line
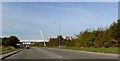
[0,36,20,48]
[47,19,120,48]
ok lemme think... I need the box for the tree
[49,38,58,46]
[9,36,20,47]
[109,19,120,47]
[2,36,20,48]
[0,38,1,46]
[47,19,120,48]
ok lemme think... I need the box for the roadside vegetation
[0,46,17,55]
[45,19,120,54]
[61,47,119,54]
[0,36,20,54]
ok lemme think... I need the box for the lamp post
[55,22,61,48]
[58,23,60,48]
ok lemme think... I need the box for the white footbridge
[19,30,48,47]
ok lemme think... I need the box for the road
[4,47,118,60]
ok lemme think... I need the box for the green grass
[0,46,16,55]
[61,47,119,54]
[34,46,119,54]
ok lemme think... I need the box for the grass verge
[0,46,17,55]
[61,47,119,54]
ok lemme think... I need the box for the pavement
[0,49,22,59]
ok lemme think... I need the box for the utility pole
[58,23,60,48]
[40,30,46,47]
[54,22,61,48]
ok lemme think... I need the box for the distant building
[66,36,72,40]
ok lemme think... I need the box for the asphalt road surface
[5,47,118,60]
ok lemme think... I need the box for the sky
[1,0,120,2]
[2,2,118,40]
[0,2,2,37]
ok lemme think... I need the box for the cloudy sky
[2,2,118,40]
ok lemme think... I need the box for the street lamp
[54,22,61,48]
[58,23,60,48]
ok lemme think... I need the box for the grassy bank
[0,46,17,55]
[61,47,119,54]
[35,46,119,54]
